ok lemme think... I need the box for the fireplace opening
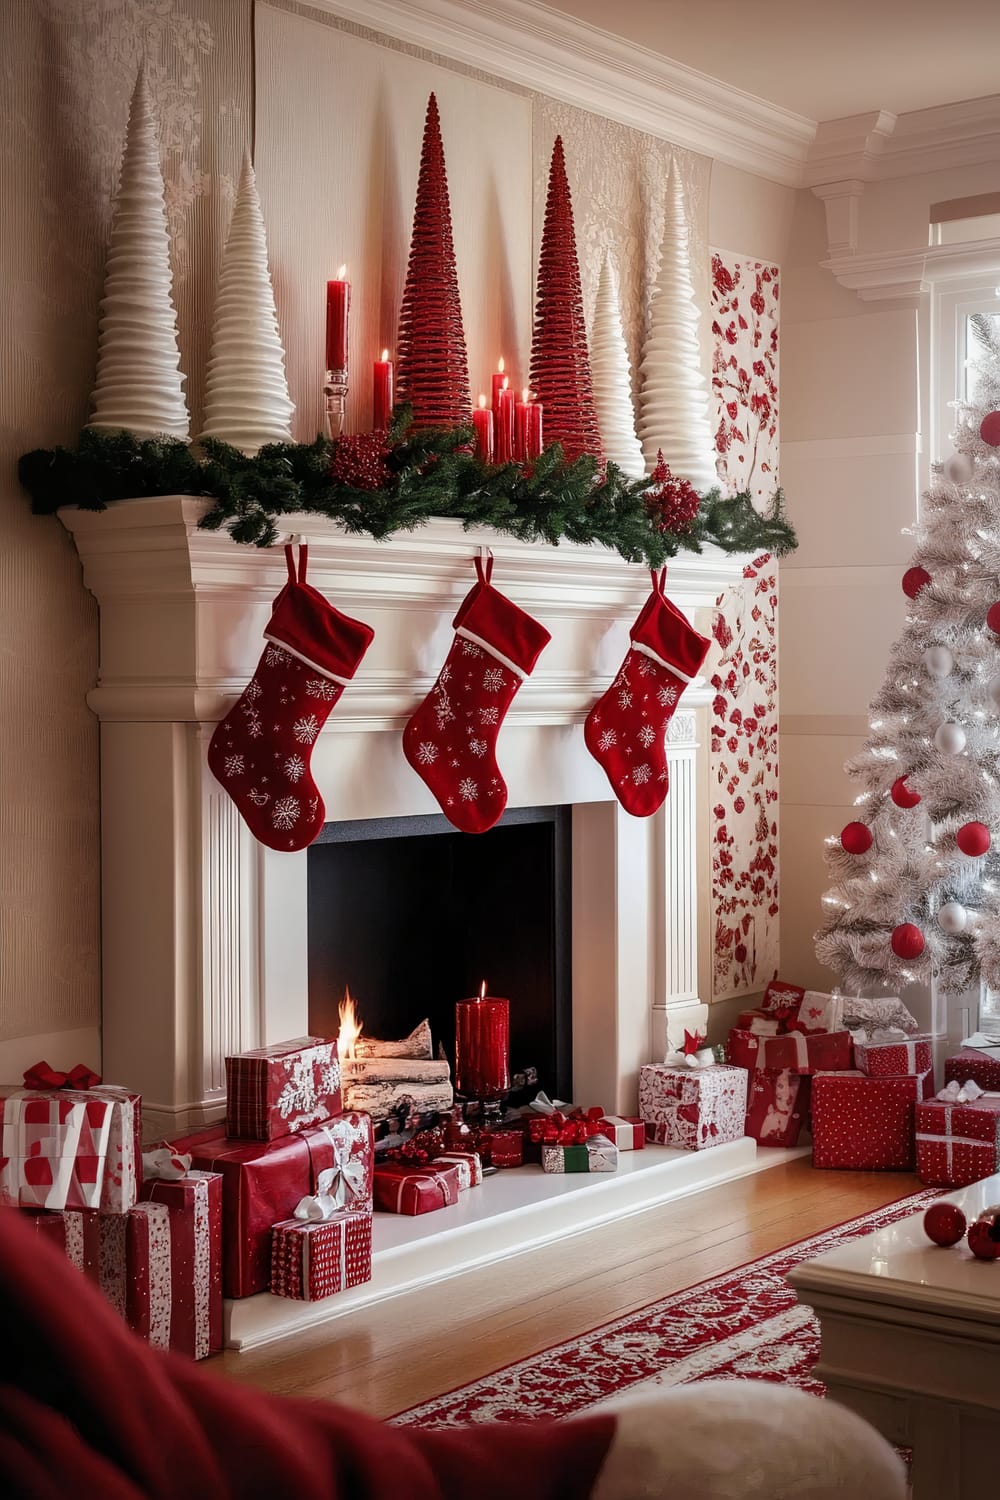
[307,806,572,1102]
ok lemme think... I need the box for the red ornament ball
[840,821,873,854]
[979,411,1000,447]
[987,601,1000,635]
[890,776,921,809]
[956,821,991,857]
[902,567,932,599]
[891,922,925,960]
[923,1202,967,1247]
[967,1214,1000,1261]
[646,450,702,535]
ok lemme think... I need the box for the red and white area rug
[395,1190,938,1429]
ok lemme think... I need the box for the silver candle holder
[324,367,349,440]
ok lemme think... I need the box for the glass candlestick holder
[324,367,348,440]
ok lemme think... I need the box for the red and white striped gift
[598,1116,645,1150]
[1,1085,139,1213]
[225,1036,342,1142]
[270,1208,373,1301]
[139,1169,223,1360]
[372,1161,460,1215]
[433,1150,483,1188]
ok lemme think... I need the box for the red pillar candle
[472,393,494,462]
[373,349,393,429]
[326,266,350,373]
[496,378,516,464]
[455,982,510,1099]
[525,396,543,460]
[514,388,531,461]
[490,356,506,415]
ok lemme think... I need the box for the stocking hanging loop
[283,540,309,584]
[474,546,494,586]
[650,567,667,597]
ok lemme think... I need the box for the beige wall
[0,0,791,1077]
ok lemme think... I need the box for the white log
[590,252,645,478]
[89,66,189,441]
[341,1056,450,1085]
[353,1019,433,1060]
[343,1079,455,1121]
[637,163,717,491]
[198,154,295,454]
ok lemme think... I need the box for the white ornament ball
[944,452,974,484]
[988,675,1000,711]
[934,722,967,754]
[923,645,953,677]
[937,901,968,934]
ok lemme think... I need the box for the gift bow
[851,1026,909,1047]
[936,1078,984,1104]
[142,1147,192,1181]
[526,1091,573,1116]
[664,1046,715,1069]
[528,1108,604,1146]
[294,1156,368,1221]
[22,1060,102,1092]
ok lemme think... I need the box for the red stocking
[584,569,710,817]
[403,555,551,833]
[208,545,374,851]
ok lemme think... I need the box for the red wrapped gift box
[271,1207,372,1300]
[1,1084,140,1214]
[485,1129,524,1168]
[744,1070,810,1147]
[854,1033,933,1080]
[433,1150,483,1188]
[597,1116,645,1151]
[944,1047,1000,1092]
[139,1169,223,1359]
[170,1111,373,1298]
[915,1092,1000,1188]
[811,1069,933,1170]
[727,1027,853,1075]
[760,979,806,1014]
[59,1202,173,1348]
[225,1036,342,1142]
[373,1161,460,1214]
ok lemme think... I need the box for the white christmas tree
[817,314,1000,1000]
[637,163,717,492]
[89,67,189,441]
[590,252,644,478]
[199,155,295,454]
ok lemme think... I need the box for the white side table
[789,1175,1000,1500]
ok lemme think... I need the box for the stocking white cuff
[456,627,526,680]
[631,640,695,683]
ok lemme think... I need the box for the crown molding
[304,0,815,186]
[805,95,1000,187]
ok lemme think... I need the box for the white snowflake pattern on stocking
[247,788,270,806]
[440,664,452,684]
[618,688,633,710]
[636,657,655,677]
[283,754,305,783]
[264,645,288,669]
[293,714,320,744]
[479,706,500,726]
[224,754,245,777]
[483,667,505,693]
[244,680,263,702]
[632,764,652,786]
[246,711,263,739]
[272,796,300,829]
[416,742,438,766]
[459,777,478,801]
[461,641,483,659]
[434,684,454,730]
[598,728,617,752]
[638,724,656,748]
[468,738,488,757]
[658,683,678,707]
[306,677,339,701]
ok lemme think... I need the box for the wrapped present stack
[1,1064,223,1359]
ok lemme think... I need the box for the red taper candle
[490,356,506,416]
[496,378,516,464]
[455,981,510,1099]
[525,395,543,460]
[373,349,393,429]
[325,266,350,372]
[514,387,531,462]
[472,393,495,463]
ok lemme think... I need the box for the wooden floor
[214,1158,920,1419]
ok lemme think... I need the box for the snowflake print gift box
[139,1169,223,1360]
[271,1207,372,1302]
[225,1035,342,1142]
[0,1083,140,1213]
[638,1063,747,1151]
[811,1069,933,1171]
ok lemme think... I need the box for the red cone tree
[529,136,602,464]
[395,93,471,430]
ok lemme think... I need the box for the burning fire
[479,980,487,1001]
[338,987,364,1060]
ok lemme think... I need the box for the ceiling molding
[821,236,1000,302]
[805,96,1000,186]
[306,0,816,186]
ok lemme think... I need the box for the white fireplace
[64,495,748,1140]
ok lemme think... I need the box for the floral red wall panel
[708,252,780,1001]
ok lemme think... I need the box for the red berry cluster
[329,431,392,491]
[646,449,701,534]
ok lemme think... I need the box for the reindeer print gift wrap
[639,1063,747,1151]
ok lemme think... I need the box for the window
[930,282,1000,462]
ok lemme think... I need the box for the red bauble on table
[902,567,932,599]
[978,411,1000,447]
[840,821,873,854]
[987,601,1000,635]
[891,922,925,960]
[923,1201,967,1247]
[956,821,991,857]
[967,1209,1000,1261]
[890,775,921,808]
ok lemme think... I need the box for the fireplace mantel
[62,497,752,1137]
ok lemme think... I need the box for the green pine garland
[19,410,796,567]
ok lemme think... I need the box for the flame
[522,387,529,403]
[381,348,389,362]
[478,392,487,409]
[338,987,364,1060]
[479,979,487,1001]
[337,263,347,279]
[501,375,509,392]
[498,355,505,373]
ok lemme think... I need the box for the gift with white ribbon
[853,1028,933,1080]
[915,1081,1000,1187]
[142,1147,193,1182]
[271,1206,372,1301]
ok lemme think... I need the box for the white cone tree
[590,252,644,477]
[817,314,1000,998]
[637,164,717,491]
[199,155,295,454]
[89,67,189,440]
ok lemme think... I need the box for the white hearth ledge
[61,498,751,1137]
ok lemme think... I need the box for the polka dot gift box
[811,1068,933,1171]
[270,1207,372,1302]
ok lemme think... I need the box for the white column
[652,709,708,1059]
